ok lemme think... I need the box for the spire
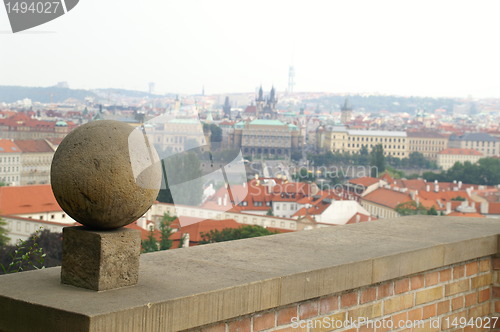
[341,98,352,111]
[257,86,264,102]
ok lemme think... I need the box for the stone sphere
[51,120,162,230]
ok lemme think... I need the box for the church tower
[340,98,352,124]
[223,96,231,119]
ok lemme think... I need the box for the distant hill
[305,94,456,114]
[0,86,169,104]
[0,86,97,103]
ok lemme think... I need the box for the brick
[299,300,319,319]
[201,323,226,332]
[471,273,492,289]
[445,279,469,296]
[451,295,464,310]
[410,274,424,290]
[394,278,409,294]
[348,302,382,320]
[228,317,251,332]
[478,288,490,303]
[440,268,452,282]
[360,286,377,304]
[274,326,306,332]
[441,310,467,330]
[437,300,450,315]
[469,302,491,318]
[425,271,439,286]
[391,312,407,328]
[309,312,344,332]
[465,292,477,307]
[253,312,275,332]
[377,282,393,299]
[319,295,338,314]
[479,258,491,272]
[276,305,297,326]
[466,261,479,276]
[453,265,465,280]
[493,257,500,270]
[415,286,443,305]
[341,292,358,308]
[407,307,423,321]
[383,293,413,315]
[494,286,500,299]
[422,303,437,319]
[412,319,440,332]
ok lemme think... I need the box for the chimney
[243,182,247,188]
[223,194,228,206]
[182,233,190,248]
[434,180,439,192]
[217,197,222,206]
[356,214,360,223]
[446,202,451,214]
[426,184,430,192]
[458,181,462,189]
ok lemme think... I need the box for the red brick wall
[187,256,498,332]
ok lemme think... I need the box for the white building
[0,139,22,186]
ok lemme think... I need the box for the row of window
[0,156,20,163]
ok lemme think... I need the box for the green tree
[199,225,277,244]
[370,144,386,177]
[0,229,47,274]
[158,213,175,250]
[395,201,428,216]
[266,208,274,216]
[427,206,438,215]
[0,217,9,247]
[141,230,159,253]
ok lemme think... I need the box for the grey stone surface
[61,226,141,291]
[0,216,499,332]
[51,120,161,230]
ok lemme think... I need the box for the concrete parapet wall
[0,216,499,331]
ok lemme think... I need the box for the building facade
[14,139,55,185]
[318,126,409,158]
[407,131,449,160]
[230,119,302,158]
[449,133,499,157]
[0,139,21,186]
[437,148,483,170]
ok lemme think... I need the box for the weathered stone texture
[61,226,141,291]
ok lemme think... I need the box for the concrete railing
[0,216,499,331]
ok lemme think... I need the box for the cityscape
[1,1,500,331]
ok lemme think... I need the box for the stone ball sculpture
[51,120,162,229]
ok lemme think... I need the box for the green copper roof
[249,119,285,126]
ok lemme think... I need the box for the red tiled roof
[177,218,241,243]
[489,202,500,215]
[13,139,54,153]
[0,139,20,153]
[348,177,379,187]
[361,188,412,209]
[0,185,62,215]
[447,212,485,218]
[438,148,483,156]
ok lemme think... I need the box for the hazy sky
[1,0,499,98]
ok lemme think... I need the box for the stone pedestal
[61,226,141,291]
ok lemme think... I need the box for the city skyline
[1,0,500,98]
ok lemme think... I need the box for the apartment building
[407,131,449,160]
[437,148,483,170]
[449,132,499,157]
[0,139,21,186]
[318,126,409,158]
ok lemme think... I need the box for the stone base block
[61,226,141,291]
